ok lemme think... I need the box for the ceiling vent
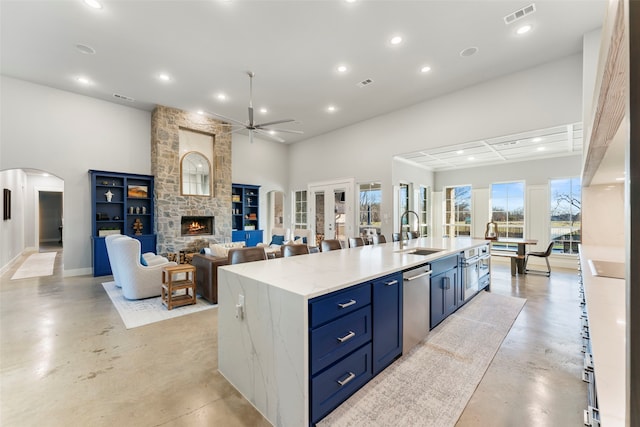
[503,3,536,25]
[113,93,135,102]
[356,78,374,88]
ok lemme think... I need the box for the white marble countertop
[220,237,488,299]
[578,245,626,427]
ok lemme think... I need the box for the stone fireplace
[181,216,214,236]
[151,105,232,254]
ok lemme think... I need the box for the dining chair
[228,247,268,265]
[348,237,365,248]
[392,233,401,242]
[320,239,343,252]
[281,244,310,257]
[372,234,387,245]
[524,242,554,277]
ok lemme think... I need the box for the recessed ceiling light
[75,44,96,55]
[269,130,276,135]
[42,173,49,177]
[83,0,103,9]
[337,65,348,73]
[345,0,357,3]
[516,24,532,35]
[76,76,91,85]
[390,35,403,45]
[158,73,171,82]
[259,108,268,114]
[460,46,479,57]
[456,150,464,155]
[217,93,227,101]
[536,146,545,151]
[420,66,432,73]
[468,156,475,161]
[197,110,204,115]
[532,137,542,142]
[327,105,336,112]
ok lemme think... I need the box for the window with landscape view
[419,185,431,237]
[444,185,471,237]
[359,183,381,236]
[294,190,307,229]
[490,181,525,251]
[550,177,581,254]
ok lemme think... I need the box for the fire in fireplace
[180,216,214,236]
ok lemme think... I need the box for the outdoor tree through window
[444,185,471,237]
[550,178,581,254]
[359,183,381,236]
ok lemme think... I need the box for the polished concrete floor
[1,248,586,426]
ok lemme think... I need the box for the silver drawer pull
[338,299,356,309]
[337,331,356,343]
[337,372,356,386]
[385,280,398,286]
[403,270,432,281]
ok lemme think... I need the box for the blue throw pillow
[270,235,285,246]
[140,255,148,266]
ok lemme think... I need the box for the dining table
[491,237,538,275]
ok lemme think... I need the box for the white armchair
[108,236,176,300]
[105,234,169,288]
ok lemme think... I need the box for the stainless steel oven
[460,244,490,301]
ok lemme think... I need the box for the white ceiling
[396,122,583,171]
[0,0,606,145]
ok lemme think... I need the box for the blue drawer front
[310,343,373,425]
[309,283,371,328]
[430,254,459,275]
[310,306,372,375]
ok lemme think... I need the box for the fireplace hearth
[181,216,214,236]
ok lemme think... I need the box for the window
[399,183,411,234]
[550,177,581,254]
[294,190,307,229]
[359,183,382,235]
[419,186,431,237]
[444,185,471,236]
[490,182,525,251]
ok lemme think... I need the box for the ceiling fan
[207,71,303,144]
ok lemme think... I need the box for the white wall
[232,133,289,237]
[1,76,151,275]
[0,169,27,273]
[289,54,584,243]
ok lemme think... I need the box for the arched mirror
[181,151,211,196]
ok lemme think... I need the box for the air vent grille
[113,93,135,102]
[504,3,536,25]
[357,78,374,88]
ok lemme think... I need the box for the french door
[308,179,355,248]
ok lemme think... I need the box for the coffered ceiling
[0,0,606,145]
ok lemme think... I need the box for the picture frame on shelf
[127,185,148,198]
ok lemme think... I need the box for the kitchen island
[217,237,489,426]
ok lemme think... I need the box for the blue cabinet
[89,170,156,277]
[430,254,460,329]
[372,272,403,375]
[231,230,263,247]
[308,272,403,424]
[231,183,262,246]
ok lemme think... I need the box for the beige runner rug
[318,291,526,427]
[11,252,56,280]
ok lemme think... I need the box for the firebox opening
[181,216,214,236]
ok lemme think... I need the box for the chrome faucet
[399,210,420,250]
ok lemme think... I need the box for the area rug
[101,281,217,329]
[11,252,56,280]
[318,291,526,427]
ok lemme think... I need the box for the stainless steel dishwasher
[402,263,432,354]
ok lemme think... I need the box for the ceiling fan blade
[254,118,295,127]
[254,129,286,143]
[219,127,247,136]
[248,106,254,127]
[258,127,304,135]
[205,111,247,127]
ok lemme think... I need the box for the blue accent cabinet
[231,183,263,246]
[308,271,403,425]
[89,170,156,277]
[430,254,460,329]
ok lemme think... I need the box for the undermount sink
[396,247,444,256]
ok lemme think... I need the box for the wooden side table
[161,264,197,310]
